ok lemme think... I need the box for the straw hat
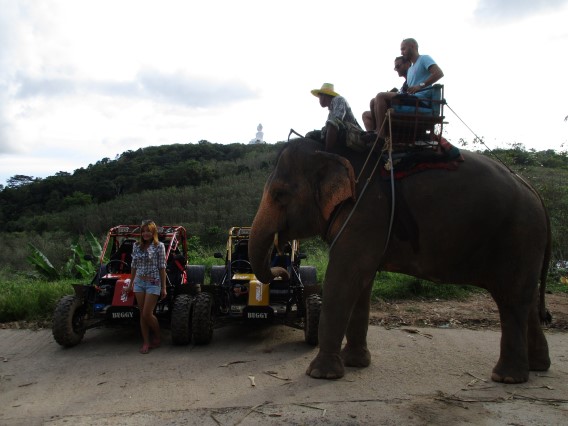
[311,83,339,98]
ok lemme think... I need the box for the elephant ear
[314,151,357,221]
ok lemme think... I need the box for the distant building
[248,123,265,144]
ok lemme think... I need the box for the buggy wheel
[186,265,206,286]
[192,293,214,344]
[304,294,321,346]
[52,295,87,347]
[210,265,226,285]
[300,266,321,300]
[171,294,193,345]
[300,266,318,285]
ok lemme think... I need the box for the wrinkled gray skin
[249,138,551,384]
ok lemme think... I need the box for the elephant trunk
[249,195,279,284]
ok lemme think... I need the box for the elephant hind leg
[491,297,531,384]
[341,344,371,367]
[527,295,550,371]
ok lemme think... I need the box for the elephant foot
[306,351,345,379]
[491,364,529,384]
[528,341,551,371]
[529,353,551,371]
[340,344,371,368]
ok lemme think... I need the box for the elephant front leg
[306,351,345,380]
[340,277,373,368]
[306,279,354,379]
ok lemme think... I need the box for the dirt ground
[1,292,567,425]
[369,291,568,331]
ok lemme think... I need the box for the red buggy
[52,225,205,347]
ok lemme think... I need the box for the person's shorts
[133,276,161,296]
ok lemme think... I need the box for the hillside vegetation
[1,141,567,276]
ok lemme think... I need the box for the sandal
[139,344,150,354]
[149,339,160,349]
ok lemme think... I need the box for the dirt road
[1,317,567,425]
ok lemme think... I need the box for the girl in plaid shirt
[127,220,166,354]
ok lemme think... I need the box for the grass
[0,274,75,323]
[1,250,566,324]
[371,272,481,301]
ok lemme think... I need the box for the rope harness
[329,110,395,258]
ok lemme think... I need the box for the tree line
[1,141,567,273]
[0,140,277,233]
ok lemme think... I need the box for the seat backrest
[111,239,135,272]
[430,84,444,116]
[233,240,249,261]
[391,84,444,117]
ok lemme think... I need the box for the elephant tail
[517,170,553,325]
[539,205,553,325]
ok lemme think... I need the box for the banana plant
[27,231,103,280]
[68,231,103,279]
[27,243,60,280]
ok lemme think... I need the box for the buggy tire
[304,294,322,346]
[210,265,226,286]
[192,292,214,344]
[52,295,86,347]
[186,265,206,286]
[171,294,193,345]
[300,266,318,286]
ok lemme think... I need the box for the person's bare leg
[362,111,374,131]
[374,92,397,136]
[142,294,161,346]
[135,292,150,352]
[362,98,376,131]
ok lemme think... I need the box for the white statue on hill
[249,123,265,144]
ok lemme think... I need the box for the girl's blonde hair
[140,220,159,245]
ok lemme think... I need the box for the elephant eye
[270,182,291,204]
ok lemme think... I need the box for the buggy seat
[110,239,135,273]
[233,240,249,262]
[270,242,293,270]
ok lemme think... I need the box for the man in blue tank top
[403,38,443,97]
[364,38,444,137]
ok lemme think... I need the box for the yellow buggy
[191,227,321,345]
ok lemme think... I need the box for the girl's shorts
[133,276,161,296]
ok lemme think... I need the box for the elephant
[249,137,551,384]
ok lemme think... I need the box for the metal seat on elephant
[388,84,446,146]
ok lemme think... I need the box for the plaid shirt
[131,242,166,282]
[323,95,362,139]
[326,95,359,128]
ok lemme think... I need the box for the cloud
[0,83,11,154]
[135,69,260,108]
[473,0,568,23]
[14,74,77,98]
[11,70,259,109]
[0,0,18,153]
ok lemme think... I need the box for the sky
[1,0,568,187]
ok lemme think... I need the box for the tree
[7,175,37,188]
[63,191,93,208]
